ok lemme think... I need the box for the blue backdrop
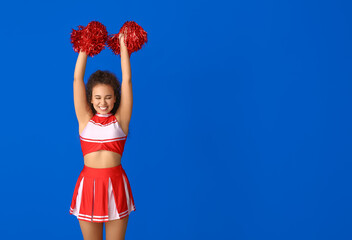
[0,0,351,239]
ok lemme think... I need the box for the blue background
[0,0,351,239]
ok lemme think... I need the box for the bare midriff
[83,150,122,168]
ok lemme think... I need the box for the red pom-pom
[107,21,148,56]
[70,25,85,53]
[70,21,108,57]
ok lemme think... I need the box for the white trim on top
[96,112,113,117]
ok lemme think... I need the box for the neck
[96,112,112,117]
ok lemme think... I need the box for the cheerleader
[70,32,136,240]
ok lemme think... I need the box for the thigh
[105,216,129,240]
[78,220,104,240]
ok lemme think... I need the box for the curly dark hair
[86,70,121,115]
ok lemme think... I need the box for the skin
[79,216,129,240]
[73,34,133,239]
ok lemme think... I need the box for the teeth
[99,107,107,110]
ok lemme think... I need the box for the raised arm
[73,51,92,124]
[116,34,133,135]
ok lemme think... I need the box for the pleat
[70,176,84,216]
[78,176,94,221]
[92,177,109,221]
[122,171,136,211]
[111,175,128,218]
[108,177,118,220]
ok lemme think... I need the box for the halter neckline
[95,112,112,117]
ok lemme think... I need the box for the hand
[119,33,125,43]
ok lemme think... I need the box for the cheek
[92,99,101,106]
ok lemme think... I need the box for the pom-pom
[107,21,148,56]
[70,25,85,53]
[70,21,108,57]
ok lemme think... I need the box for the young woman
[69,33,136,240]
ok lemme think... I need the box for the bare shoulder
[114,112,129,136]
[78,111,94,135]
[114,112,120,122]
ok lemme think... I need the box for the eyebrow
[94,95,113,97]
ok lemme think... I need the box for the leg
[105,215,129,240]
[79,220,104,240]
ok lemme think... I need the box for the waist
[81,164,124,177]
[83,150,122,168]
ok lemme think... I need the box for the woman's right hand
[119,33,125,44]
[79,50,87,56]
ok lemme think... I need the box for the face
[91,84,116,114]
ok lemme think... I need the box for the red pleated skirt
[69,164,136,222]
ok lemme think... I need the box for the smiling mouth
[99,106,107,110]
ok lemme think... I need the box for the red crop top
[79,112,127,157]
